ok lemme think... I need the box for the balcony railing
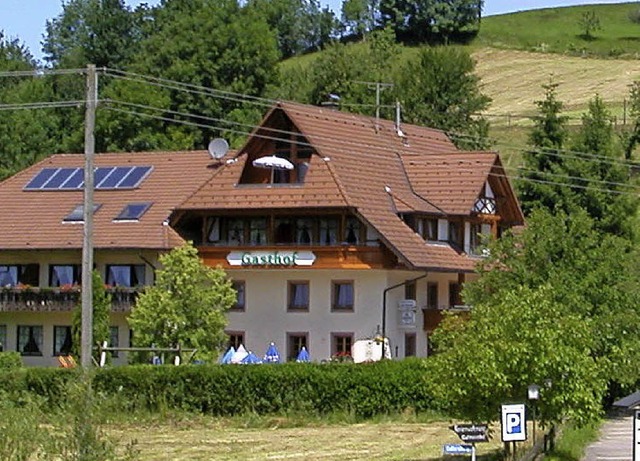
[0,287,141,313]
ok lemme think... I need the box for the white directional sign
[501,403,526,442]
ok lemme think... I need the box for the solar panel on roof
[61,168,84,189]
[98,166,132,189]
[117,166,152,188]
[25,165,152,190]
[24,168,58,189]
[94,167,115,187]
[45,168,78,189]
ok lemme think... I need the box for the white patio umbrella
[230,344,249,364]
[252,155,294,183]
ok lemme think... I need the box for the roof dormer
[238,110,315,186]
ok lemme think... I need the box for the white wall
[225,268,478,362]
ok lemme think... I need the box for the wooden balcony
[198,244,397,270]
[0,287,140,313]
[423,306,471,332]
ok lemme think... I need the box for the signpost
[447,423,489,461]
[501,404,527,442]
[452,424,489,443]
[443,444,473,455]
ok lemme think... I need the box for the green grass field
[477,2,640,58]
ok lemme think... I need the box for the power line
[0,100,85,110]
[103,68,274,109]
[103,67,640,170]
[2,67,639,195]
[102,104,640,197]
[3,66,639,170]
[0,68,87,77]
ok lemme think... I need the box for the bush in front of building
[0,351,23,370]
[90,359,435,418]
[0,360,436,418]
[0,367,78,409]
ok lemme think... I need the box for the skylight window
[63,204,101,222]
[114,203,152,221]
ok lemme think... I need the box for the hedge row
[0,359,438,418]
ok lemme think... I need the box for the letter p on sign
[506,413,521,433]
[501,404,526,442]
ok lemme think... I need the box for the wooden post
[81,64,97,369]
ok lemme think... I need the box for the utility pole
[81,64,97,368]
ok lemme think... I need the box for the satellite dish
[208,138,229,160]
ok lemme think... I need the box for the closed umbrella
[231,344,248,364]
[219,346,235,364]
[241,351,262,364]
[296,346,310,363]
[263,342,281,363]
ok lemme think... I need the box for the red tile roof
[178,102,522,272]
[0,101,523,274]
[0,151,214,250]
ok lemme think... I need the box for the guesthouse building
[0,101,524,365]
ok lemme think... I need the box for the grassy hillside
[477,2,640,58]
[280,3,640,159]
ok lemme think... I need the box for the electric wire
[102,105,640,197]
[0,68,87,77]
[2,67,639,195]
[0,100,85,110]
[103,67,640,170]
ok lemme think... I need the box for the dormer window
[249,218,267,245]
[448,221,462,248]
[319,218,338,245]
[240,130,314,186]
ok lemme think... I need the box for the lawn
[107,418,508,461]
[477,2,640,58]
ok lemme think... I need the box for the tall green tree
[96,0,280,151]
[128,242,236,362]
[459,209,640,406]
[341,0,377,39]
[563,95,637,239]
[429,284,604,425]
[518,82,570,215]
[0,33,63,179]
[395,46,491,149]
[378,0,482,42]
[43,0,146,68]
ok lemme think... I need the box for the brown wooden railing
[0,287,140,312]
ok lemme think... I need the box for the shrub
[91,359,435,418]
[2,361,437,420]
[0,351,22,370]
[628,9,640,24]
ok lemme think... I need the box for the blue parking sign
[501,404,526,442]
